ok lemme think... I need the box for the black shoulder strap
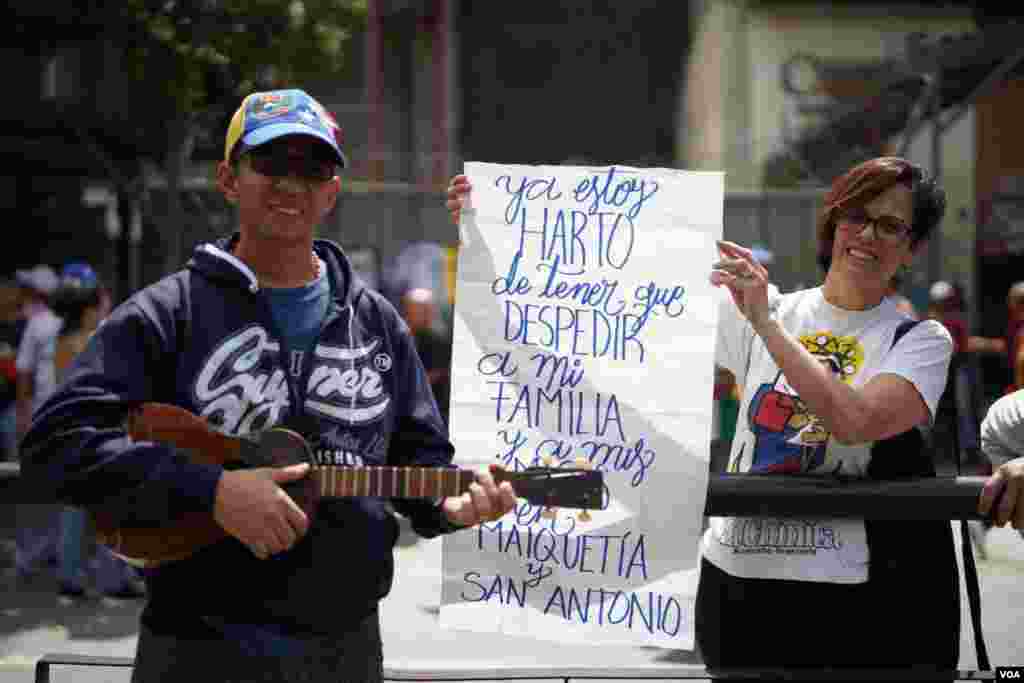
[868,319,930,479]
[892,318,990,670]
[892,318,921,348]
[886,316,990,670]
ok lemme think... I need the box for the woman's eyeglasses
[243,147,337,183]
[836,208,912,242]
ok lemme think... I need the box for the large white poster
[440,162,723,650]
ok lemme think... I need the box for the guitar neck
[314,465,478,500]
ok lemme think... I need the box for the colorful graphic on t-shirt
[745,331,864,473]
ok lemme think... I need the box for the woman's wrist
[750,308,781,337]
[749,299,780,336]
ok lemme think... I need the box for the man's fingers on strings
[498,481,517,512]
[285,501,310,538]
[469,481,495,522]
[475,466,500,494]
[271,518,296,552]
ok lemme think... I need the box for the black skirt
[695,517,960,673]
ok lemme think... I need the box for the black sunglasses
[242,146,337,183]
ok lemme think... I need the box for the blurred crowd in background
[3,262,144,601]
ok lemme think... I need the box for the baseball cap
[929,280,955,303]
[15,265,59,295]
[59,262,99,290]
[224,89,347,168]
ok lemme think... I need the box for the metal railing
[10,464,999,682]
[2,463,993,521]
[32,654,998,682]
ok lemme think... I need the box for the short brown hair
[815,156,946,273]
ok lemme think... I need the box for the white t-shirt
[15,309,62,414]
[980,390,1024,466]
[702,287,952,583]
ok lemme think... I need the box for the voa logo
[997,669,1023,680]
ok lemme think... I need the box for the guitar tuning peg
[577,510,592,523]
[541,506,557,519]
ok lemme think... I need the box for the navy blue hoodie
[20,235,457,635]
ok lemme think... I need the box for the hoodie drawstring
[347,304,356,427]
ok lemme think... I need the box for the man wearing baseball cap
[223,88,348,169]
[15,265,59,307]
[12,264,62,584]
[21,89,515,683]
[15,264,60,437]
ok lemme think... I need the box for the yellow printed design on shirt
[797,332,864,383]
[743,331,865,474]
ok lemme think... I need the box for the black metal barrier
[32,654,999,682]
[2,463,992,520]
[9,464,999,682]
[703,472,989,520]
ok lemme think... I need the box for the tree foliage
[110,0,366,139]
[97,1,367,275]
[8,0,366,283]
[119,0,366,117]
[9,1,366,122]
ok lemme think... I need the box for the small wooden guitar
[92,403,604,567]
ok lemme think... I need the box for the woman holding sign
[448,157,957,673]
[703,157,958,673]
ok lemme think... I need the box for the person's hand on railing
[978,456,1024,529]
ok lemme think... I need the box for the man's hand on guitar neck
[213,463,311,560]
[440,464,517,527]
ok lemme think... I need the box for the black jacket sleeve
[18,287,222,526]
[384,313,463,538]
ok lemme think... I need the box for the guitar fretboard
[314,466,477,499]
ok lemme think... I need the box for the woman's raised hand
[710,240,772,328]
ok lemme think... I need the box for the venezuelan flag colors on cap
[223,89,347,167]
[59,262,99,290]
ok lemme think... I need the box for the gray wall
[724,190,825,293]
